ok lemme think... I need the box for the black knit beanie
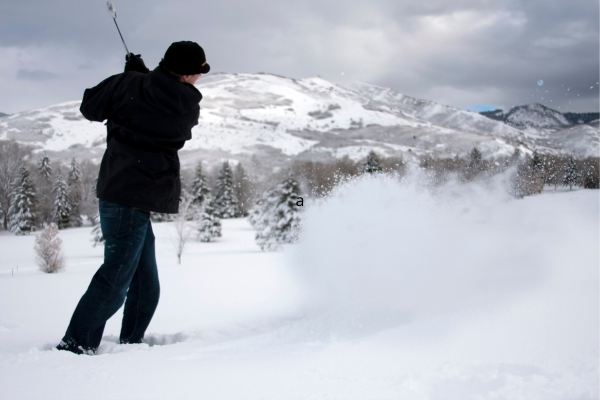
[161,41,210,75]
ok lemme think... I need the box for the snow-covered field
[0,176,598,399]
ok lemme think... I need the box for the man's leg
[120,222,160,344]
[58,201,150,354]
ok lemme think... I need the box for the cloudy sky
[0,0,598,115]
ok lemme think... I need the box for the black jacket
[80,66,202,213]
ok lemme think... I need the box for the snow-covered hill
[481,103,600,129]
[1,74,598,167]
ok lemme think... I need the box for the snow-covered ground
[0,176,598,399]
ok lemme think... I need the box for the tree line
[2,139,598,253]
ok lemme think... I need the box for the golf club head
[107,1,117,19]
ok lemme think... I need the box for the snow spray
[288,169,598,340]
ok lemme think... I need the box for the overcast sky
[0,0,598,114]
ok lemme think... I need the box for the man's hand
[124,53,150,73]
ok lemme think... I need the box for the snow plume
[290,170,599,340]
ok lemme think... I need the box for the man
[57,41,210,355]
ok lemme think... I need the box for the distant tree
[465,147,484,180]
[530,150,544,174]
[7,166,37,235]
[360,150,383,174]
[38,153,53,183]
[79,159,100,219]
[0,141,29,230]
[67,158,83,227]
[172,191,194,264]
[52,168,71,229]
[34,223,65,273]
[214,161,239,218]
[190,162,210,207]
[563,156,581,190]
[197,195,222,242]
[252,177,302,251]
[90,213,104,247]
[509,147,522,165]
[233,162,251,217]
[582,159,599,189]
[37,153,54,224]
[470,147,483,164]
[189,162,210,220]
[509,154,544,198]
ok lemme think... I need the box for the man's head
[160,41,210,84]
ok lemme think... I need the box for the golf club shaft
[113,19,130,55]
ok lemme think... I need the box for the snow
[0,176,598,399]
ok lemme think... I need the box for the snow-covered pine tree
[38,154,52,182]
[360,150,383,174]
[189,162,210,220]
[248,195,264,229]
[253,177,302,251]
[197,195,222,242]
[190,162,210,206]
[464,147,484,180]
[34,223,65,273]
[214,161,239,218]
[563,156,581,190]
[37,153,54,224]
[233,162,251,217]
[67,158,83,227]
[531,149,544,174]
[52,167,71,230]
[0,141,29,230]
[7,166,37,235]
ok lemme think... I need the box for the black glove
[124,53,150,73]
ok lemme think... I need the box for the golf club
[106,1,130,56]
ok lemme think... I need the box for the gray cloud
[16,68,60,81]
[0,0,597,114]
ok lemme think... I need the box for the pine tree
[197,195,222,242]
[8,166,37,235]
[0,141,29,230]
[67,158,83,227]
[360,150,383,174]
[190,162,210,207]
[253,177,302,251]
[38,154,52,183]
[563,156,581,190]
[189,162,210,220]
[214,161,239,219]
[465,147,484,180]
[37,153,54,224]
[233,163,251,217]
[531,149,544,174]
[52,167,71,229]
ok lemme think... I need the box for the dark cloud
[0,0,597,113]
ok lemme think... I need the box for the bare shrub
[34,223,65,273]
[172,193,194,264]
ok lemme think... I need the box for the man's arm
[80,74,122,123]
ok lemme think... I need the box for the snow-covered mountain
[1,74,598,169]
[481,103,600,129]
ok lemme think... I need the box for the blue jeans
[59,201,160,354]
